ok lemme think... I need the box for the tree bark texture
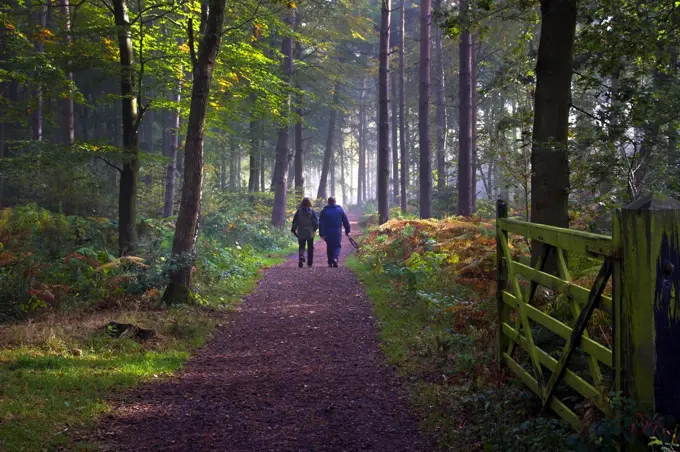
[163,38,182,218]
[419,0,432,218]
[378,0,391,224]
[390,65,399,207]
[457,0,473,217]
[471,34,478,212]
[60,0,75,145]
[271,9,294,227]
[32,0,47,141]
[434,0,447,190]
[318,87,340,200]
[358,77,367,204]
[113,0,140,256]
[163,0,226,304]
[530,0,577,265]
[399,0,409,212]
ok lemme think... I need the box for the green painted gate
[495,195,680,431]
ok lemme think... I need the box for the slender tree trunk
[358,78,367,204]
[272,9,295,227]
[32,0,47,141]
[471,34,478,212]
[163,62,181,217]
[530,0,577,266]
[457,0,473,217]
[390,66,399,207]
[378,0,391,224]
[113,0,141,256]
[228,136,236,190]
[339,112,347,205]
[260,151,265,192]
[60,0,75,145]
[248,110,259,192]
[399,0,409,212]
[434,0,447,190]
[294,104,304,196]
[318,88,340,199]
[419,0,432,218]
[163,0,226,304]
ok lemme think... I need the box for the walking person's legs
[307,238,314,267]
[298,238,306,268]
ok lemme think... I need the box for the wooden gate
[495,200,620,429]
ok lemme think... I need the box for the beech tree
[163,0,227,304]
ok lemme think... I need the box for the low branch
[97,156,123,173]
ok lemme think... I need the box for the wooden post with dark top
[496,198,509,366]
[620,194,680,420]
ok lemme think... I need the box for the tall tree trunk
[330,150,336,197]
[358,78,367,204]
[419,0,432,218]
[390,66,399,207]
[378,0,391,224]
[113,0,141,256]
[163,54,181,218]
[471,34,478,212]
[457,0,473,217]
[60,0,75,145]
[294,42,304,197]
[318,87,340,199]
[32,0,47,141]
[399,0,409,212]
[434,0,447,190]
[163,0,226,304]
[248,108,259,192]
[228,136,236,190]
[339,112,347,205]
[271,9,294,227]
[260,151,265,192]
[530,0,577,265]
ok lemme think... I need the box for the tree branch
[97,156,123,173]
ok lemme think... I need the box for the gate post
[620,194,680,420]
[496,199,509,367]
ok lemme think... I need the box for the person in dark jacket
[318,197,350,267]
[291,197,319,268]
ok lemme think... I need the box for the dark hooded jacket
[291,207,319,240]
[319,204,350,246]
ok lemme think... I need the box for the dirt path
[102,213,425,451]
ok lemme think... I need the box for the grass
[347,255,574,451]
[0,248,293,452]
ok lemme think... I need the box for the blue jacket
[319,204,350,241]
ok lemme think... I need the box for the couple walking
[291,196,351,268]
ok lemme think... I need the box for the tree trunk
[163,0,226,304]
[228,135,237,190]
[399,0,409,212]
[294,42,304,197]
[318,87,340,199]
[390,64,399,207]
[434,0,447,190]
[32,0,47,141]
[248,108,259,192]
[358,78,367,204]
[163,57,181,217]
[419,0,432,218]
[530,0,577,266]
[471,34,478,212]
[60,0,75,145]
[339,112,347,205]
[113,0,141,256]
[457,0,473,217]
[271,9,295,227]
[378,0,391,224]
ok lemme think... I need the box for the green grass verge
[346,255,574,451]
[0,249,292,452]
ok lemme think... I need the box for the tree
[60,0,74,145]
[163,0,227,304]
[398,0,409,212]
[271,9,295,227]
[358,77,367,204]
[163,38,183,218]
[530,0,577,263]
[433,0,446,191]
[457,0,473,217]
[113,0,141,256]
[317,86,340,199]
[378,0,391,224]
[419,0,432,218]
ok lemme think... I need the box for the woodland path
[102,213,426,451]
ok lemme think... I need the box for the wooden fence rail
[496,194,680,434]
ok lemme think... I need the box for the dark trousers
[298,238,314,265]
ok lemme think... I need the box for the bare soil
[100,215,426,451]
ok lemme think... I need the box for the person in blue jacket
[318,196,350,267]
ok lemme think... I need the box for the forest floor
[96,214,427,451]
